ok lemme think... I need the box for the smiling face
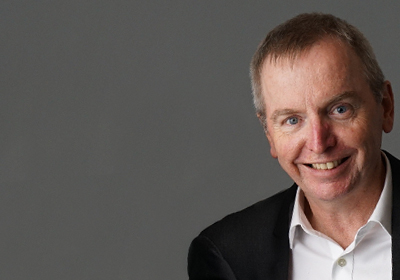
[260,37,394,204]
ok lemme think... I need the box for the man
[188,13,398,279]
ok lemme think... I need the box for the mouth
[306,157,350,170]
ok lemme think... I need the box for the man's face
[260,38,394,204]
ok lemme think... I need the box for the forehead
[260,38,367,113]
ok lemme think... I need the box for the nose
[305,118,336,154]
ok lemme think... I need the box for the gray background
[2,1,400,279]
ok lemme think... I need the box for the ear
[257,113,278,158]
[381,81,394,133]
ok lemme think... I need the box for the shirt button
[337,258,347,267]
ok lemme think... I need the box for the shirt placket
[329,240,355,280]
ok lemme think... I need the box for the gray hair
[250,13,385,120]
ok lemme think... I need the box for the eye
[286,116,299,125]
[330,103,354,120]
[335,105,348,114]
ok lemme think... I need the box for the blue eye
[286,117,299,125]
[335,105,347,114]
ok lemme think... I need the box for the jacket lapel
[386,151,400,279]
[271,184,297,280]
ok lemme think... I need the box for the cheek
[274,137,302,163]
[337,116,383,152]
[352,117,381,144]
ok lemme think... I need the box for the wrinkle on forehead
[261,37,365,120]
[266,37,348,68]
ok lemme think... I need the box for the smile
[307,157,349,170]
[312,160,341,170]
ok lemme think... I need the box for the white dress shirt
[289,153,392,280]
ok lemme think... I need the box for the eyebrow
[270,91,359,123]
[326,91,358,106]
[271,109,299,123]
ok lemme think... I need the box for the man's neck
[303,158,386,248]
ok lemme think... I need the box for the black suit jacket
[188,151,400,279]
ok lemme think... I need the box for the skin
[259,37,394,248]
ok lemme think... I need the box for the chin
[300,180,355,203]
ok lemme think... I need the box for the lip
[300,156,352,176]
[311,159,342,170]
[308,156,350,169]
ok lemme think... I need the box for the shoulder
[385,150,400,168]
[199,184,297,249]
[188,185,297,279]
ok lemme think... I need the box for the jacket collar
[385,151,400,279]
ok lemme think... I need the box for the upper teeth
[312,160,341,170]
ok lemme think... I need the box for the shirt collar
[369,152,392,234]
[289,152,393,249]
